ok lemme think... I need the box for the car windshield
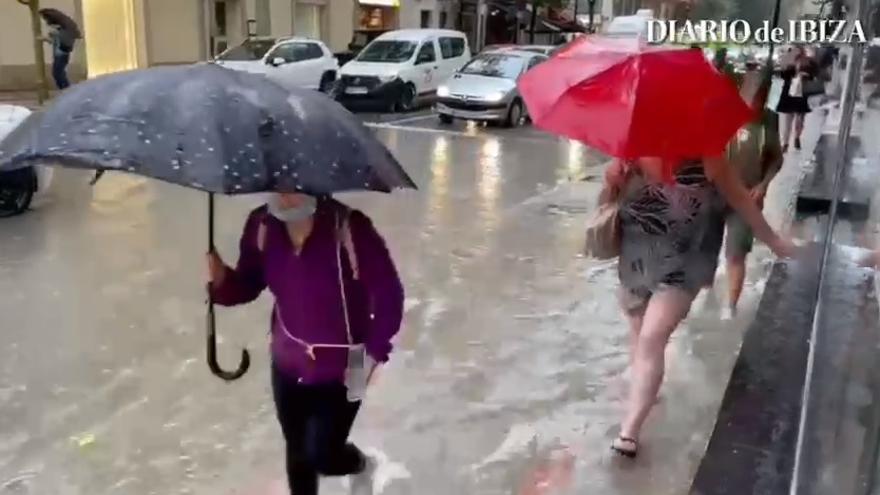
[460,54,525,79]
[357,40,417,63]
[216,39,276,61]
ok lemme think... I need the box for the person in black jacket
[39,14,76,90]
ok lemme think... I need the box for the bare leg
[780,113,793,152]
[626,311,644,370]
[726,255,747,313]
[793,113,805,149]
[618,289,694,443]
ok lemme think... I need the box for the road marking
[365,121,566,144]
[377,113,436,125]
[365,122,476,138]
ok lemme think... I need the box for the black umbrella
[0,63,416,381]
[38,8,82,39]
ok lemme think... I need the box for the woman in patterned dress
[605,155,795,457]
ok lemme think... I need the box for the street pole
[588,0,596,32]
[17,0,50,105]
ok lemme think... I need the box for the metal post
[18,0,50,105]
[588,0,596,32]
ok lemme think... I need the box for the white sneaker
[350,454,377,495]
[720,306,736,321]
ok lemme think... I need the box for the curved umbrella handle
[205,192,250,381]
[206,301,251,381]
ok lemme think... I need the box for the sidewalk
[0,91,46,110]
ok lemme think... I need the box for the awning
[359,0,399,7]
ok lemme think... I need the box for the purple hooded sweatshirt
[210,199,404,384]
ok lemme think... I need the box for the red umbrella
[519,36,754,165]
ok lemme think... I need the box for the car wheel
[505,100,524,128]
[438,113,454,125]
[393,83,417,113]
[0,169,36,218]
[319,72,336,93]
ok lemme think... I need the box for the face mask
[267,194,317,223]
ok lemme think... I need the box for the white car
[334,29,472,112]
[214,37,339,92]
[0,105,52,217]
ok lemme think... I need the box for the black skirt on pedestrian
[776,68,811,114]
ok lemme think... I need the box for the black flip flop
[611,436,638,458]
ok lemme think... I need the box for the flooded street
[0,127,772,495]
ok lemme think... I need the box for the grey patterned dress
[617,160,726,313]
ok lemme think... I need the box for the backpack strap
[256,221,267,253]
[338,208,359,281]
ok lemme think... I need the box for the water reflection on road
[0,128,758,494]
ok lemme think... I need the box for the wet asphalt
[0,107,777,495]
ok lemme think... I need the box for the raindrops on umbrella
[0,63,416,381]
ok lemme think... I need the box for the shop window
[256,0,271,36]
[295,3,323,40]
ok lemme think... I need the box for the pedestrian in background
[776,46,816,152]
[605,151,794,458]
[696,65,784,319]
[208,193,405,495]
[39,9,77,90]
[720,67,784,319]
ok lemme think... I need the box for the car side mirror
[269,57,285,67]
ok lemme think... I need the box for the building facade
[0,0,457,91]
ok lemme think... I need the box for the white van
[334,29,471,112]
[604,14,654,38]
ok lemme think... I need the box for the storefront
[358,0,400,32]
[81,0,147,77]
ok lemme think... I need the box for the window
[303,43,324,60]
[255,0,271,36]
[439,37,465,59]
[527,56,547,71]
[416,41,436,64]
[420,10,432,28]
[460,53,526,79]
[357,40,417,63]
[213,0,227,36]
[267,42,321,63]
[439,11,448,28]
[294,2,323,40]
[216,39,278,61]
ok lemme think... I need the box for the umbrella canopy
[38,8,82,39]
[0,64,415,382]
[518,36,754,162]
[0,63,416,195]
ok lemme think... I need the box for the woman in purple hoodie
[207,192,404,495]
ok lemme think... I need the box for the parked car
[0,105,52,217]
[334,29,472,112]
[486,44,559,56]
[435,50,547,127]
[213,37,338,92]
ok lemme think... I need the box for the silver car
[435,50,547,127]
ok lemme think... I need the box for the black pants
[271,366,365,494]
[52,52,70,90]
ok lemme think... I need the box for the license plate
[346,86,368,95]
